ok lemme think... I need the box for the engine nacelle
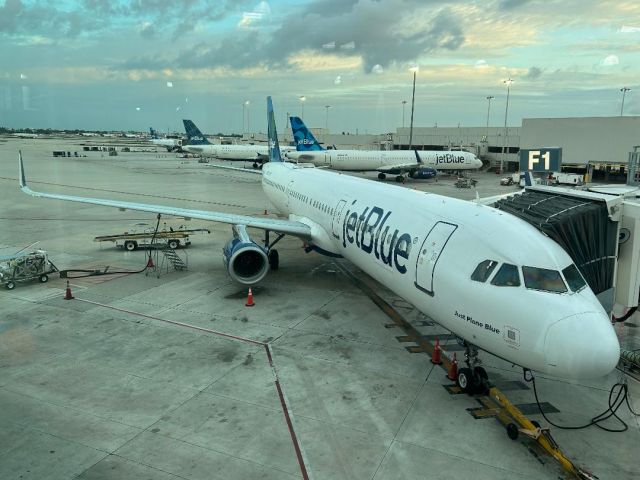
[222,225,269,285]
[409,167,437,179]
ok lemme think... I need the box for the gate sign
[519,148,562,172]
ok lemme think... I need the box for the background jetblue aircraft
[149,128,182,152]
[182,119,294,164]
[286,116,482,182]
[17,97,619,390]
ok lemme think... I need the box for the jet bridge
[492,184,640,313]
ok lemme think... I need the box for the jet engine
[222,225,269,284]
[409,167,437,179]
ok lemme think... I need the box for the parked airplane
[149,128,182,152]
[11,132,39,138]
[17,97,619,390]
[182,119,294,165]
[286,116,481,182]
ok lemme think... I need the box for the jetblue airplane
[286,116,483,182]
[182,119,294,165]
[16,97,619,389]
[149,128,182,152]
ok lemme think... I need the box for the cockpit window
[562,264,587,292]
[522,266,567,293]
[491,263,520,287]
[471,260,498,283]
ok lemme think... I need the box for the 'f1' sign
[519,148,562,172]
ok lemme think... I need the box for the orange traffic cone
[447,353,458,381]
[245,287,255,307]
[64,281,74,300]
[431,337,443,365]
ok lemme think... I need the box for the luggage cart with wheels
[0,250,59,290]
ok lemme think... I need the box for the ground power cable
[524,370,639,433]
[59,214,162,279]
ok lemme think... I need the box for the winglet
[267,96,283,163]
[19,151,27,189]
[414,149,422,164]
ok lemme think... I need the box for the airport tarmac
[0,137,639,480]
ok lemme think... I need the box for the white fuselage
[260,162,619,379]
[184,143,295,161]
[285,149,482,171]
[151,138,181,151]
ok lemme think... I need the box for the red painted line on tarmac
[275,379,310,480]
[74,298,264,346]
[264,344,274,366]
[74,297,310,479]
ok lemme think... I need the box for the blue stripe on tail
[182,119,211,145]
[267,97,283,163]
[290,116,324,151]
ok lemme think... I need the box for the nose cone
[544,312,619,379]
[472,156,483,168]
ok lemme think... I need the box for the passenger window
[562,264,587,292]
[471,260,498,282]
[522,266,567,293]
[491,263,520,287]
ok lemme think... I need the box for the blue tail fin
[290,116,324,151]
[149,127,158,139]
[523,171,533,187]
[267,97,283,163]
[182,119,211,145]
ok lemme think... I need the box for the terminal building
[245,115,639,181]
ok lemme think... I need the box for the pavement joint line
[75,453,191,480]
[371,363,437,480]
[72,296,311,480]
[333,261,589,479]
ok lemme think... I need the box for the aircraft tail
[290,116,324,151]
[149,127,158,139]
[182,119,211,145]
[267,97,283,163]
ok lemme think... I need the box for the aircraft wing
[18,155,311,239]
[376,162,420,173]
[206,164,263,175]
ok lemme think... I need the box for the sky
[0,0,639,134]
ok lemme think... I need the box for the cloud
[474,59,488,69]
[602,54,619,66]
[524,66,542,79]
[499,0,533,9]
[371,64,384,74]
[619,25,640,33]
[131,1,466,73]
[0,1,253,39]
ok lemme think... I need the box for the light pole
[500,78,513,174]
[299,96,306,120]
[620,87,631,116]
[485,95,494,141]
[402,100,407,128]
[325,105,331,131]
[245,100,251,133]
[408,66,419,150]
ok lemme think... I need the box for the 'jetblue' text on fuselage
[341,202,412,274]
[436,154,465,164]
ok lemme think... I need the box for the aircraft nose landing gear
[455,341,489,395]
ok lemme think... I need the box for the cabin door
[414,222,457,295]
[332,199,348,238]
